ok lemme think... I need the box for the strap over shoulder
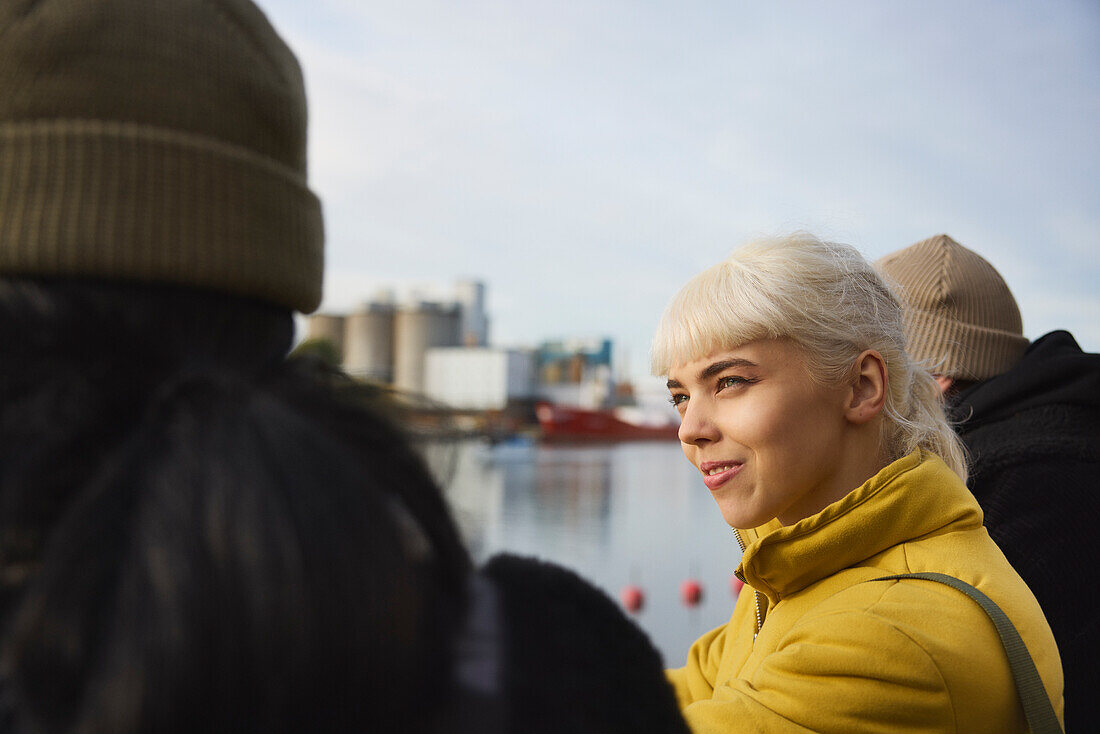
[868,572,1062,734]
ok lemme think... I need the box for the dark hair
[0,279,472,732]
[0,277,295,368]
[0,278,294,602]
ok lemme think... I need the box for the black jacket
[950,330,1100,732]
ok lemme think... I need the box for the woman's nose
[678,400,719,445]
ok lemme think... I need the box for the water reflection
[434,439,745,665]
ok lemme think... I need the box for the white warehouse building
[424,348,535,411]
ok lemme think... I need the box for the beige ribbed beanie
[0,0,324,313]
[876,234,1029,380]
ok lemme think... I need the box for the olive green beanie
[876,234,1029,381]
[0,0,324,313]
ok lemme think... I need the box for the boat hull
[535,402,680,442]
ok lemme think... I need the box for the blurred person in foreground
[878,233,1100,732]
[0,1,688,732]
[654,233,1063,732]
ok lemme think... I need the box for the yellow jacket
[667,450,1063,733]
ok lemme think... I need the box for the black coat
[950,330,1100,732]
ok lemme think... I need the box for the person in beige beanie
[878,235,1100,732]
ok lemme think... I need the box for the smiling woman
[652,234,1064,733]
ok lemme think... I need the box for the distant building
[305,279,489,395]
[534,337,615,409]
[424,347,535,411]
[306,314,346,358]
[393,301,460,394]
[536,338,612,374]
[454,279,489,347]
[343,303,395,382]
[306,286,630,414]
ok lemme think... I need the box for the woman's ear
[845,350,888,425]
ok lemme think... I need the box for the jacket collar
[736,450,982,604]
[952,330,1100,430]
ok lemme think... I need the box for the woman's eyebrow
[699,358,757,380]
[667,358,759,389]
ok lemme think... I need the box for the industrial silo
[343,303,395,382]
[306,314,347,361]
[393,302,460,395]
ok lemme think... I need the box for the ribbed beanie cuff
[0,120,323,313]
[903,305,1030,381]
[0,0,324,313]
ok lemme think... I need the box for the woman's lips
[701,462,743,490]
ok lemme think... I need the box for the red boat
[535,402,681,442]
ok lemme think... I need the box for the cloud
[259,0,1100,372]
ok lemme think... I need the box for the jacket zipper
[733,528,764,642]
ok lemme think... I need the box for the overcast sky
[257,0,1099,381]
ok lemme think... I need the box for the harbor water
[428,438,746,666]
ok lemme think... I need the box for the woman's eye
[668,393,688,406]
[718,376,750,390]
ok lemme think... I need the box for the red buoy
[730,574,744,596]
[680,579,704,607]
[620,585,645,613]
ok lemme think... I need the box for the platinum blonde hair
[651,233,967,481]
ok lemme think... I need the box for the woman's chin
[717,503,767,531]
